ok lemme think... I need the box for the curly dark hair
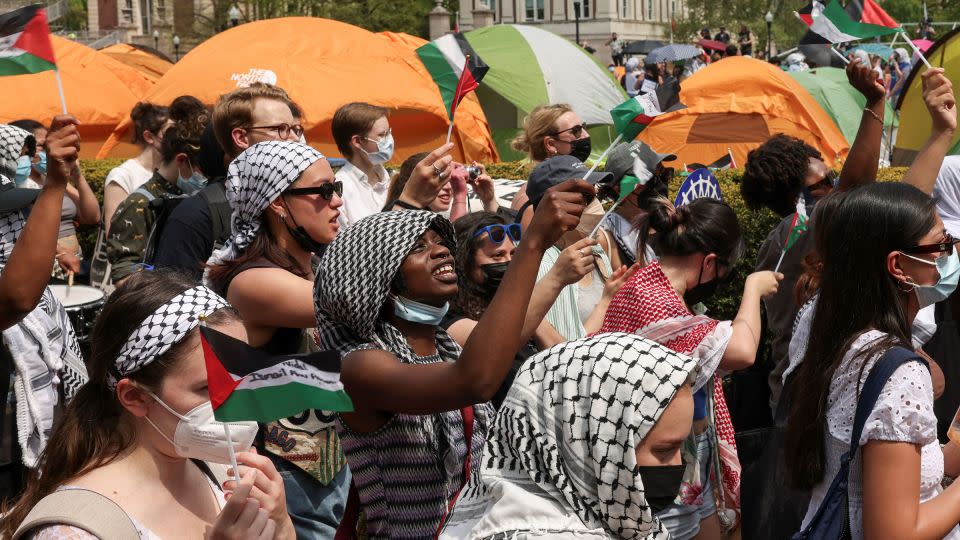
[160,95,210,165]
[450,212,509,321]
[740,134,822,217]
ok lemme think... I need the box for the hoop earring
[898,278,916,293]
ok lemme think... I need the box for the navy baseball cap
[525,155,612,207]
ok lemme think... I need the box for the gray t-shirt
[59,195,76,239]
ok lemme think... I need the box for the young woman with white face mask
[1,270,295,540]
[332,102,395,228]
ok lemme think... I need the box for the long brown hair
[451,211,510,320]
[205,213,309,291]
[1,271,238,536]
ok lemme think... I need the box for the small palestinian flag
[0,5,56,76]
[611,93,666,141]
[201,326,353,423]
[417,33,489,121]
[795,0,899,44]
[784,212,809,251]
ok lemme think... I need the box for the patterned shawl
[0,125,31,181]
[204,140,325,280]
[440,333,696,539]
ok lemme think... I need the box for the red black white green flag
[0,5,56,76]
[416,32,489,121]
[200,326,353,423]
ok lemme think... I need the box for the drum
[49,285,105,345]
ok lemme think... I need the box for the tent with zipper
[97,17,498,164]
[892,27,960,166]
[458,24,627,161]
[637,56,849,170]
[0,35,155,159]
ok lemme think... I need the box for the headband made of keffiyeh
[112,286,229,381]
[204,141,325,279]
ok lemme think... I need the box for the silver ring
[578,248,585,256]
[433,164,443,176]
[438,171,447,180]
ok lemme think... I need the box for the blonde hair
[212,83,298,157]
[510,103,573,162]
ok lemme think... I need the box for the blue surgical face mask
[177,161,207,194]
[363,132,395,165]
[33,151,46,175]
[15,155,31,185]
[902,250,960,310]
[391,294,449,326]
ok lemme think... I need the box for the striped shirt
[536,245,612,341]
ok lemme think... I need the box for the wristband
[390,199,423,211]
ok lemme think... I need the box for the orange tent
[97,18,499,164]
[0,36,155,159]
[100,43,173,82]
[639,56,849,169]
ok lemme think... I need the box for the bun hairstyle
[160,95,211,165]
[130,102,170,145]
[642,196,745,266]
[510,103,573,162]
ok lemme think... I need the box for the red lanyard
[433,405,475,539]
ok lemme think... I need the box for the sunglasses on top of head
[552,123,588,139]
[473,223,522,245]
[285,181,343,201]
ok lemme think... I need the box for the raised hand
[603,263,641,299]
[846,57,885,104]
[44,115,81,185]
[223,449,295,540]
[551,237,599,286]
[922,68,957,135]
[398,143,454,209]
[524,179,596,251]
[206,468,276,540]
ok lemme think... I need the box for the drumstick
[66,271,73,298]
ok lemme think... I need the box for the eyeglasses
[551,123,588,139]
[285,181,343,201]
[902,234,959,256]
[245,123,304,140]
[473,223,522,245]
[363,129,392,145]
[807,170,837,192]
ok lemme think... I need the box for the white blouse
[800,330,959,539]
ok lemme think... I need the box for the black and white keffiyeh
[0,125,30,181]
[113,285,229,380]
[0,186,25,264]
[440,333,696,540]
[204,141,325,280]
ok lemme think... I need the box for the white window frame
[525,0,545,21]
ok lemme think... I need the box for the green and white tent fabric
[789,66,896,145]
[460,24,627,160]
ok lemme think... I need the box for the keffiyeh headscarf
[0,176,25,265]
[440,333,696,540]
[0,125,31,181]
[204,140,325,280]
[112,285,229,383]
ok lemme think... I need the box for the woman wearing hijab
[439,333,696,539]
[315,180,592,539]
[205,140,348,537]
[2,270,292,539]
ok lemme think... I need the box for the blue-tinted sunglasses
[473,223,522,245]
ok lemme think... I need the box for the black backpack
[198,181,231,251]
[138,181,232,266]
[133,187,186,266]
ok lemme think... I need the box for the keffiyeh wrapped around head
[204,140,325,278]
[0,176,25,266]
[0,124,31,181]
[441,333,696,540]
[315,210,456,348]
[112,286,229,383]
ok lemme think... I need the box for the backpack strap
[846,346,929,460]
[132,187,156,203]
[199,182,231,247]
[12,489,140,540]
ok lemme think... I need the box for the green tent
[461,24,627,161]
[789,67,896,145]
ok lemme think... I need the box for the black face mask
[637,464,685,515]
[569,137,592,162]
[479,262,509,298]
[683,257,727,306]
[283,202,325,254]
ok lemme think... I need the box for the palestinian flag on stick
[784,212,809,251]
[416,33,489,121]
[201,326,353,423]
[0,5,56,76]
[796,0,900,43]
[611,93,667,141]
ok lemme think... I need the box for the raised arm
[837,58,888,191]
[342,180,594,414]
[902,69,957,194]
[68,167,101,225]
[0,116,79,329]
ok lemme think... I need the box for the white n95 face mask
[145,392,259,465]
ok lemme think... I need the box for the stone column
[428,0,450,40]
[472,6,495,28]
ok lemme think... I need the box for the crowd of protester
[0,45,955,540]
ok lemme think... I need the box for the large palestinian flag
[416,32,489,121]
[0,5,56,76]
[200,326,353,423]
[796,0,899,43]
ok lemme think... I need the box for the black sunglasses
[285,181,343,201]
[903,234,959,255]
[552,123,588,138]
[473,223,522,245]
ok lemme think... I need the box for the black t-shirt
[440,311,539,409]
[714,31,730,43]
[739,31,753,55]
[154,179,227,282]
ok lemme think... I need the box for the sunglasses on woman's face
[552,123,588,139]
[285,181,343,201]
[473,223,522,245]
[902,234,959,256]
